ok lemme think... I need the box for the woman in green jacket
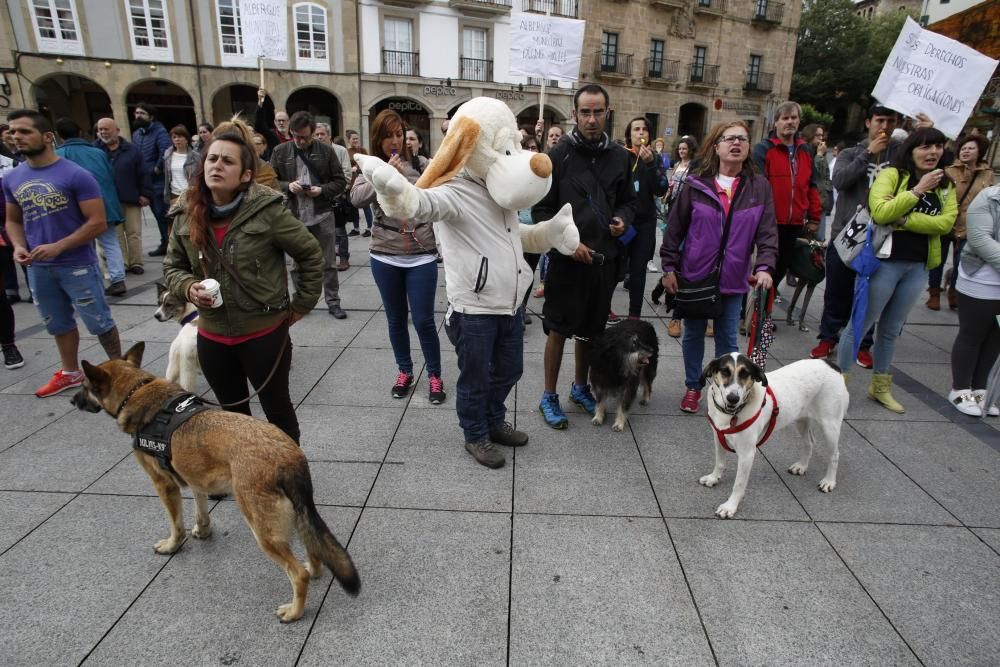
[163,132,323,443]
[837,127,958,413]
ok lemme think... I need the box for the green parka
[163,183,323,337]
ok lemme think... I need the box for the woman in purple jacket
[659,121,778,413]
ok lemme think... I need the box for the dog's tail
[279,462,361,597]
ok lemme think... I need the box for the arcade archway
[210,84,269,125]
[678,102,708,143]
[126,79,196,135]
[370,97,429,147]
[287,87,342,137]
[32,74,112,137]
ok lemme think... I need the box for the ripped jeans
[28,263,116,336]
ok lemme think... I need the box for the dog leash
[708,386,779,452]
[198,329,291,409]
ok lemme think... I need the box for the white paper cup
[199,278,223,308]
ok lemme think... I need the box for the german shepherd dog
[590,319,659,431]
[154,282,200,392]
[70,343,360,622]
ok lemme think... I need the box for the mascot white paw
[353,154,418,219]
[540,203,579,256]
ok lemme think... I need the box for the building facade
[854,0,923,20]
[0,0,800,152]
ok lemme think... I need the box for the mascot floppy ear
[415,116,481,189]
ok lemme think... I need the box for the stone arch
[286,86,343,137]
[208,82,272,125]
[31,73,112,137]
[124,78,196,136]
[678,102,708,143]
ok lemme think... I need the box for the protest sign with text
[509,12,585,82]
[872,17,997,138]
[240,0,289,62]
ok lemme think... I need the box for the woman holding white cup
[164,131,323,444]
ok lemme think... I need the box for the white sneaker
[973,389,999,417]
[948,389,982,417]
[646,260,659,273]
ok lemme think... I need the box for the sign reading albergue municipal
[241,0,289,62]
[872,17,997,138]
[509,12,585,82]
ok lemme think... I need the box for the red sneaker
[607,310,621,324]
[36,370,83,398]
[680,388,702,413]
[856,348,874,369]
[810,340,835,359]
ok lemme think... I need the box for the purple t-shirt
[2,158,102,266]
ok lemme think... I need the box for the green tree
[800,103,834,129]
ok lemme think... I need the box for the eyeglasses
[718,135,749,145]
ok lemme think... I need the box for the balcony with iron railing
[527,76,560,87]
[744,71,775,93]
[651,0,686,8]
[382,50,420,77]
[595,50,633,77]
[448,0,512,14]
[688,63,720,86]
[693,0,728,14]
[524,0,579,18]
[644,58,680,83]
[460,57,494,82]
[752,2,784,24]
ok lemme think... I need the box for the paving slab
[0,494,196,666]
[632,414,809,521]
[302,347,424,407]
[850,420,1000,527]
[0,411,133,492]
[509,514,713,665]
[820,522,1000,666]
[289,310,373,347]
[85,452,194,499]
[0,490,73,554]
[513,418,660,517]
[83,502,360,667]
[367,409,513,512]
[296,404,403,461]
[0,393,76,453]
[669,518,919,666]
[298,507,509,666]
[972,528,1000,554]
[762,420,959,525]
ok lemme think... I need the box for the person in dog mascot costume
[354,97,578,469]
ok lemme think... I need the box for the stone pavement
[1,221,998,666]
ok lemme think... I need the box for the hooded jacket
[752,135,822,227]
[660,170,778,295]
[162,183,323,336]
[532,129,636,259]
[131,121,171,184]
[55,139,124,223]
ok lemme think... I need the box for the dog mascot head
[416,97,552,211]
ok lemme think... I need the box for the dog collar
[707,386,779,453]
[115,377,155,416]
[180,311,199,326]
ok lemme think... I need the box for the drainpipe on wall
[355,0,364,141]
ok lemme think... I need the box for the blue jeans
[837,260,927,374]
[370,258,441,376]
[96,223,126,284]
[682,293,743,389]
[444,308,524,443]
[28,263,116,336]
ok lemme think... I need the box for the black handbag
[673,178,744,320]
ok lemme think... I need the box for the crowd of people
[0,83,996,471]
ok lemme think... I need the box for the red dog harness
[707,386,779,453]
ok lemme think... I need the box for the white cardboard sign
[872,17,997,138]
[240,0,289,62]
[509,11,585,82]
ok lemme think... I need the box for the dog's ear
[124,342,145,367]
[155,282,166,296]
[415,116,480,189]
[699,358,720,388]
[81,360,109,391]
[743,355,768,387]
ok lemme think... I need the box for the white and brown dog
[699,353,849,518]
[154,282,200,392]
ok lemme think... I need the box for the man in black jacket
[271,111,349,319]
[95,117,153,274]
[532,83,637,429]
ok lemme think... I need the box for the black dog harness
[134,394,213,475]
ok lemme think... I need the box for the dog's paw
[639,398,648,406]
[591,412,605,426]
[276,602,305,623]
[818,478,837,493]
[153,536,184,554]
[715,502,739,519]
[191,523,212,540]
[699,473,721,487]
[787,462,808,476]
[611,418,626,432]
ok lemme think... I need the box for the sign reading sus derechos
[872,17,997,138]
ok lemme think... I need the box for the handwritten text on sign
[508,12,585,82]
[872,17,997,138]
[241,0,289,62]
